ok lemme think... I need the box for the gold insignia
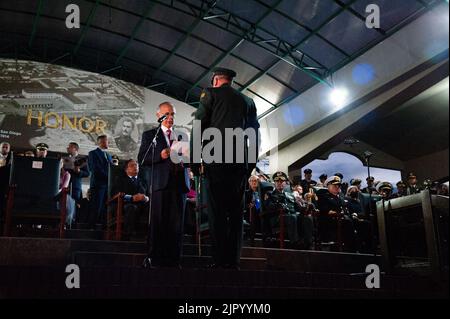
[200,92,206,99]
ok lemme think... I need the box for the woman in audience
[57,159,76,227]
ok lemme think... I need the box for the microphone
[178,135,183,156]
[158,114,168,124]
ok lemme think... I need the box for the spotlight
[329,88,349,109]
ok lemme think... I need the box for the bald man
[138,102,190,268]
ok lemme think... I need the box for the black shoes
[143,258,182,270]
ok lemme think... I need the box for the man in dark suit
[112,159,149,240]
[138,102,190,268]
[0,142,11,217]
[64,142,90,203]
[88,135,113,227]
[192,67,259,269]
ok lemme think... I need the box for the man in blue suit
[64,142,89,203]
[88,135,112,227]
[138,102,190,268]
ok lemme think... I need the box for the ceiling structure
[0,0,445,117]
[354,77,449,161]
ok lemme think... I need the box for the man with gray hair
[138,102,189,268]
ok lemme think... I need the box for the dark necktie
[167,129,173,147]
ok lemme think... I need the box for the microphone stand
[242,136,250,242]
[142,122,164,268]
[364,151,377,261]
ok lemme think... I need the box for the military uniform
[392,181,407,198]
[263,172,313,249]
[377,181,394,200]
[192,67,259,268]
[115,135,138,154]
[362,176,377,195]
[317,176,357,252]
[350,178,362,189]
[300,180,317,194]
[35,143,49,158]
[406,173,422,195]
[299,169,317,193]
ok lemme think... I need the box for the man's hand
[328,210,338,217]
[74,166,81,174]
[132,194,147,202]
[161,148,170,160]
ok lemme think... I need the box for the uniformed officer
[35,143,49,158]
[263,172,313,249]
[393,181,407,198]
[300,169,317,194]
[114,117,138,154]
[316,174,328,188]
[376,181,394,199]
[192,67,259,269]
[317,176,356,252]
[406,173,421,195]
[362,176,377,195]
[350,178,362,190]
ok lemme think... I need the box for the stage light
[329,88,349,109]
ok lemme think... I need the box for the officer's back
[195,68,258,166]
[205,84,249,133]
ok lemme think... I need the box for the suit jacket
[0,153,11,193]
[66,155,90,192]
[88,148,112,188]
[138,128,189,193]
[112,174,148,198]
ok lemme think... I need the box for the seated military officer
[392,181,407,198]
[317,176,357,252]
[263,171,313,249]
[377,181,394,199]
[406,173,422,195]
[350,178,362,191]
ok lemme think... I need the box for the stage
[0,237,446,299]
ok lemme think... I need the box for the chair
[2,156,68,238]
[105,164,125,240]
